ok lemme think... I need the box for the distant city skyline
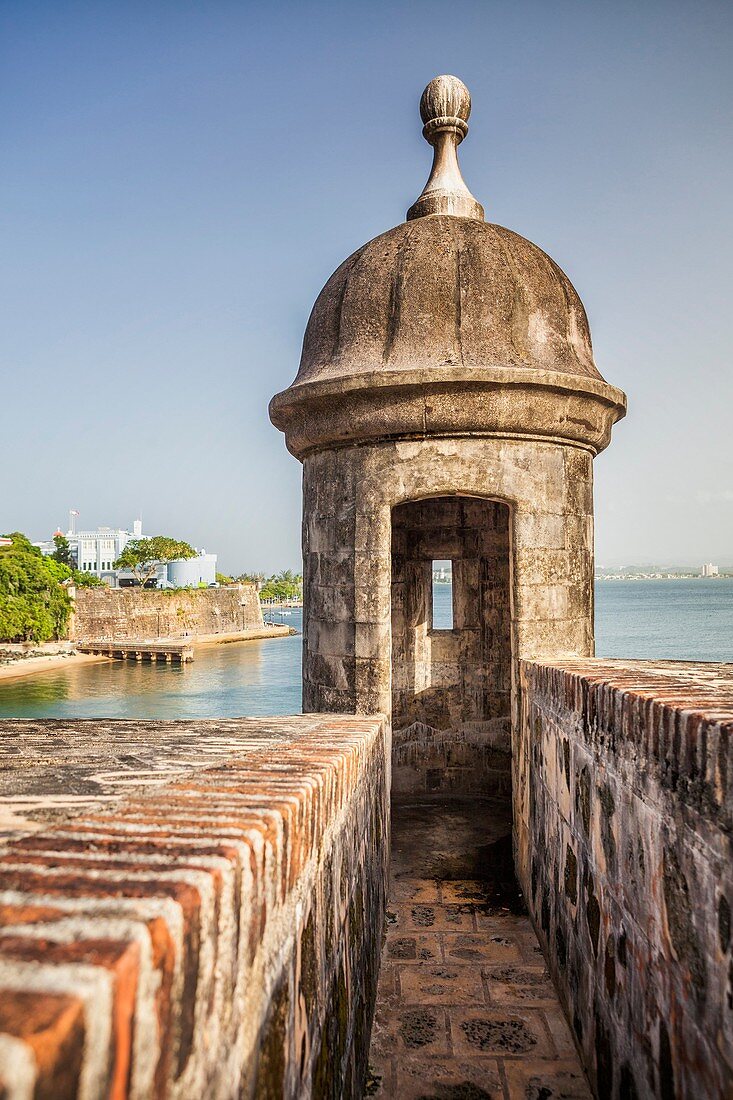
[1,1,731,573]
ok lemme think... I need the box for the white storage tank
[166,553,217,588]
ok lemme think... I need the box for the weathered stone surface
[369,793,591,1098]
[270,213,627,460]
[269,76,626,890]
[290,217,604,384]
[406,74,484,222]
[391,497,511,795]
[519,659,733,1100]
[270,73,626,462]
[270,365,625,461]
[0,715,390,1098]
[300,437,598,730]
[70,584,262,642]
[271,72,625,462]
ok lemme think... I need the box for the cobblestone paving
[368,799,591,1099]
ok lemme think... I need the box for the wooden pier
[76,640,194,663]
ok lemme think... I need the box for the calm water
[0,611,304,719]
[595,578,733,662]
[1,581,731,719]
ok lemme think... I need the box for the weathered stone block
[308,583,355,623]
[306,617,356,659]
[513,511,568,551]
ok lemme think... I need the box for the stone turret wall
[302,437,595,720]
[519,659,733,1100]
[70,584,262,641]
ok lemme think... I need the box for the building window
[431,560,454,630]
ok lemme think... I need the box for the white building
[36,516,217,588]
[701,562,720,577]
[74,520,143,583]
[34,518,142,580]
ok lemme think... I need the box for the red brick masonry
[0,715,390,1099]
[519,659,733,1100]
[3,660,732,1099]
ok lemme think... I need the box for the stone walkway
[367,798,591,1100]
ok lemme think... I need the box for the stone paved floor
[367,797,591,1100]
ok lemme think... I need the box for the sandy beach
[191,624,294,646]
[0,651,108,684]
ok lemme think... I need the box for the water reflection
[0,612,303,719]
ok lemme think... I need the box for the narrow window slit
[432,559,453,630]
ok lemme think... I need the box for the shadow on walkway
[367,796,591,1100]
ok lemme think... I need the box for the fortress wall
[0,714,389,1099]
[70,583,262,640]
[519,659,733,1100]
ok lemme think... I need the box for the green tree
[114,536,196,588]
[237,572,266,589]
[259,570,303,601]
[0,532,72,642]
[72,570,106,588]
[52,533,71,566]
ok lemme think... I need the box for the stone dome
[270,75,626,459]
[294,215,602,387]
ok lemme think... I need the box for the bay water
[0,580,731,719]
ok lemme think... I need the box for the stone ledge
[522,658,733,826]
[0,714,390,1098]
[524,657,733,717]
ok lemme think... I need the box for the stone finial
[407,75,484,222]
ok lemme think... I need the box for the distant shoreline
[596,575,732,582]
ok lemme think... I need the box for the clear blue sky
[2,1,731,572]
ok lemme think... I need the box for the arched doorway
[390,494,514,879]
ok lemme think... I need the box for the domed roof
[270,75,625,459]
[295,215,601,387]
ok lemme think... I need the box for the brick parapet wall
[0,715,390,1098]
[519,659,733,1100]
[70,585,263,642]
